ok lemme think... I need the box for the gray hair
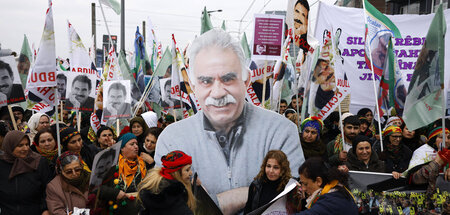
[188,29,248,85]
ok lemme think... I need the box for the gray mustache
[205,94,237,107]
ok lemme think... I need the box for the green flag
[241,32,251,60]
[154,47,172,77]
[100,0,121,15]
[201,7,213,34]
[403,5,446,131]
[221,20,226,31]
[19,35,33,87]
[20,35,33,64]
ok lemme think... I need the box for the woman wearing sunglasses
[46,151,91,215]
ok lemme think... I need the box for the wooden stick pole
[7,105,18,130]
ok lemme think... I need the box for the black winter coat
[379,144,412,173]
[345,150,385,173]
[139,178,193,215]
[0,157,53,215]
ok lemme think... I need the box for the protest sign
[0,56,26,105]
[66,21,98,112]
[314,2,450,113]
[89,141,121,189]
[160,77,181,110]
[103,80,132,119]
[252,14,285,61]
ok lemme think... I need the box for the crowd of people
[0,97,449,214]
[0,29,449,215]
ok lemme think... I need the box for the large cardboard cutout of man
[155,29,304,215]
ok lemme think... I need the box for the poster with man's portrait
[144,75,161,105]
[160,78,181,110]
[89,141,121,188]
[65,71,97,112]
[0,56,26,106]
[286,0,316,75]
[56,71,67,100]
[103,80,132,119]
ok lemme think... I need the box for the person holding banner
[0,130,52,215]
[407,126,450,195]
[297,157,357,214]
[244,150,293,214]
[345,135,385,173]
[155,29,304,215]
[96,133,146,215]
[46,151,90,215]
[373,125,412,178]
[138,150,195,215]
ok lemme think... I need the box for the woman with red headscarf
[138,150,196,215]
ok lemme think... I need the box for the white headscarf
[28,113,50,137]
[141,111,158,128]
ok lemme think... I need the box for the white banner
[314,2,450,113]
[27,0,57,88]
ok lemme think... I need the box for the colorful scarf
[118,154,146,188]
[35,146,58,163]
[333,134,343,153]
[306,180,339,209]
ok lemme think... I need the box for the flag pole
[98,0,114,51]
[7,105,18,131]
[261,60,268,108]
[77,111,81,132]
[116,119,120,137]
[363,0,384,152]
[55,89,61,156]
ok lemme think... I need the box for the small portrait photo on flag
[65,72,97,112]
[103,80,132,119]
[0,56,26,105]
[160,78,180,110]
[369,33,391,70]
[56,71,67,100]
[312,58,336,110]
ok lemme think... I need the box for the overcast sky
[0,0,333,59]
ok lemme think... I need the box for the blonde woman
[138,150,196,215]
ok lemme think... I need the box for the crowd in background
[0,96,448,215]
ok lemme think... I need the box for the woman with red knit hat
[138,150,196,215]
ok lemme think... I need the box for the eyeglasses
[63,168,82,175]
[390,135,402,139]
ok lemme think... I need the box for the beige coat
[46,175,89,215]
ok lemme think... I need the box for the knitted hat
[118,133,137,149]
[384,116,403,129]
[60,127,80,149]
[301,116,324,136]
[428,126,450,141]
[382,125,402,138]
[160,150,192,180]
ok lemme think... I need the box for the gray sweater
[155,102,304,203]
